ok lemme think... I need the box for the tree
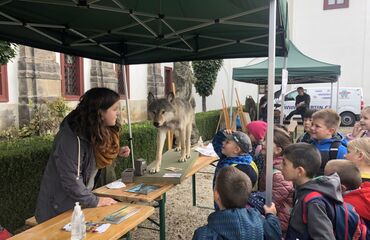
[192,59,223,112]
[0,41,17,65]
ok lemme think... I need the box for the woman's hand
[97,197,117,207]
[119,146,130,158]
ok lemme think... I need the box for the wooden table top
[184,154,218,178]
[10,202,154,240]
[93,155,218,202]
[94,182,174,202]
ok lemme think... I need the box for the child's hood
[312,132,348,146]
[297,173,343,203]
[207,208,263,239]
[344,182,370,220]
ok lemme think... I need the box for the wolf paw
[175,147,181,152]
[178,157,187,162]
[186,154,191,159]
[149,167,160,174]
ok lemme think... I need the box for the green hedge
[0,111,219,232]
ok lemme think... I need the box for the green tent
[232,41,341,85]
[0,0,288,64]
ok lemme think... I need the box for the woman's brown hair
[67,87,121,168]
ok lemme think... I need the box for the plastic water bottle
[71,202,86,240]
[197,136,204,147]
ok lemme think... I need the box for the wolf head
[147,92,176,128]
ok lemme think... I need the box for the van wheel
[340,112,356,126]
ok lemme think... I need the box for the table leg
[192,174,196,206]
[159,193,166,240]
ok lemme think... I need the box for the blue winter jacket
[310,132,348,175]
[192,208,282,240]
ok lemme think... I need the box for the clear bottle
[197,136,204,147]
[71,202,86,240]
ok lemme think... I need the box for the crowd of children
[193,106,370,240]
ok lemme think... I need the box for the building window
[116,64,130,99]
[164,67,173,96]
[324,0,349,10]
[60,54,84,100]
[0,65,9,102]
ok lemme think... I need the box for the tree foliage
[192,60,223,97]
[192,59,223,111]
[0,41,17,65]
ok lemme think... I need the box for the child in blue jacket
[193,166,281,240]
[212,129,258,192]
[309,109,347,175]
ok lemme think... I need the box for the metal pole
[256,88,260,120]
[120,64,135,169]
[336,80,340,112]
[265,0,277,206]
[330,81,334,108]
[280,57,288,124]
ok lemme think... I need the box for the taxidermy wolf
[147,92,194,173]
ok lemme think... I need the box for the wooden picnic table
[9,202,154,240]
[93,154,218,240]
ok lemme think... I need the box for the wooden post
[167,84,176,150]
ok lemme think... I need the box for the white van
[281,87,364,126]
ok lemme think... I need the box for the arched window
[0,64,8,102]
[60,54,84,100]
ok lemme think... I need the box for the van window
[285,90,298,101]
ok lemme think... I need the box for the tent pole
[229,73,235,128]
[266,0,277,206]
[330,81,334,108]
[256,88,260,120]
[120,63,135,169]
[280,57,288,125]
[336,80,340,112]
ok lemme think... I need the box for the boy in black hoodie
[282,143,343,240]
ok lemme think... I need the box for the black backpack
[318,140,343,175]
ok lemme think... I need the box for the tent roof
[0,0,288,65]
[232,41,341,85]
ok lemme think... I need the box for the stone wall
[147,63,164,98]
[17,46,61,126]
[0,47,155,131]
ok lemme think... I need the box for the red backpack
[0,226,11,240]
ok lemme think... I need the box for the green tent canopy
[232,41,341,85]
[0,0,288,64]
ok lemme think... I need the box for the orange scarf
[94,128,120,169]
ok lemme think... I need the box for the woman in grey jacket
[35,87,130,223]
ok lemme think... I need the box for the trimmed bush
[0,111,219,232]
[195,110,220,141]
[0,136,53,233]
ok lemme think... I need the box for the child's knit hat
[246,121,267,142]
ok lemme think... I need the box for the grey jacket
[286,173,343,240]
[35,119,99,223]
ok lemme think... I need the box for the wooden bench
[25,216,37,227]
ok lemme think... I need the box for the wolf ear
[167,92,175,102]
[148,92,155,105]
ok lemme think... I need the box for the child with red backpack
[0,225,11,240]
[325,160,370,239]
[282,143,363,240]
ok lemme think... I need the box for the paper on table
[106,180,126,189]
[194,143,218,157]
